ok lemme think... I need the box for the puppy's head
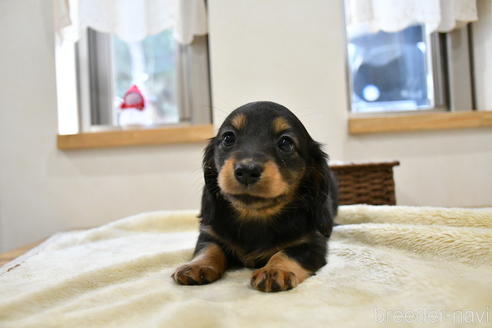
[204,101,329,219]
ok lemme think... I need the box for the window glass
[112,29,179,125]
[346,25,434,113]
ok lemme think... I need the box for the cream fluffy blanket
[1,205,492,328]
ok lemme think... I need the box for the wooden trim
[349,111,492,135]
[57,124,215,150]
[0,240,44,266]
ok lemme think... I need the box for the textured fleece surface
[1,205,491,328]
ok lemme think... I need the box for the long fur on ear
[302,141,338,238]
[202,138,218,191]
[199,138,219,222]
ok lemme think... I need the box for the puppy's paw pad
[250,268,298,292]
[172,264,221,285]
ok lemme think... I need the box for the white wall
[1,0,491,253]
[208,0,492,208]
[0,0,206,252]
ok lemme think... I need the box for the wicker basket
[330,161,400,205]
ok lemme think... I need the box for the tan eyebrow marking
[231,113,247,130]
[273,117,291,133]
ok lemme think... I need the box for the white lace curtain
[345,0,478,35]
[54,0,208,44]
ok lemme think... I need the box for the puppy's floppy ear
[202,138,218,190]
[199,138,219,221]
[303,140,338,238]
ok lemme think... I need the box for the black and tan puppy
[172,101,338,292]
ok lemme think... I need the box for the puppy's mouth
[217,158,298,217]
[218,159,289,198]
[224,193,290,210]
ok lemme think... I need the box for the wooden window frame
[348,110,492,134]
[57,124,214,150]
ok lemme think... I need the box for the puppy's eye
[222,132,236,147]
[278,136,295,153]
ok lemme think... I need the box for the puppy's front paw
[172,263,222,285]
[250,268,298,292]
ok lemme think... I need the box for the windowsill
[57,124,214,150]
[348,111,492,134]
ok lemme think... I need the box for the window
[55,1,211,135]
[78,28,211,130]
[346,25,445,113]
[343,2,475,114]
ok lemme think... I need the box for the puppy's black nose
[234,162,263,185]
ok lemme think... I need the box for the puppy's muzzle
[234,161,263,186]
